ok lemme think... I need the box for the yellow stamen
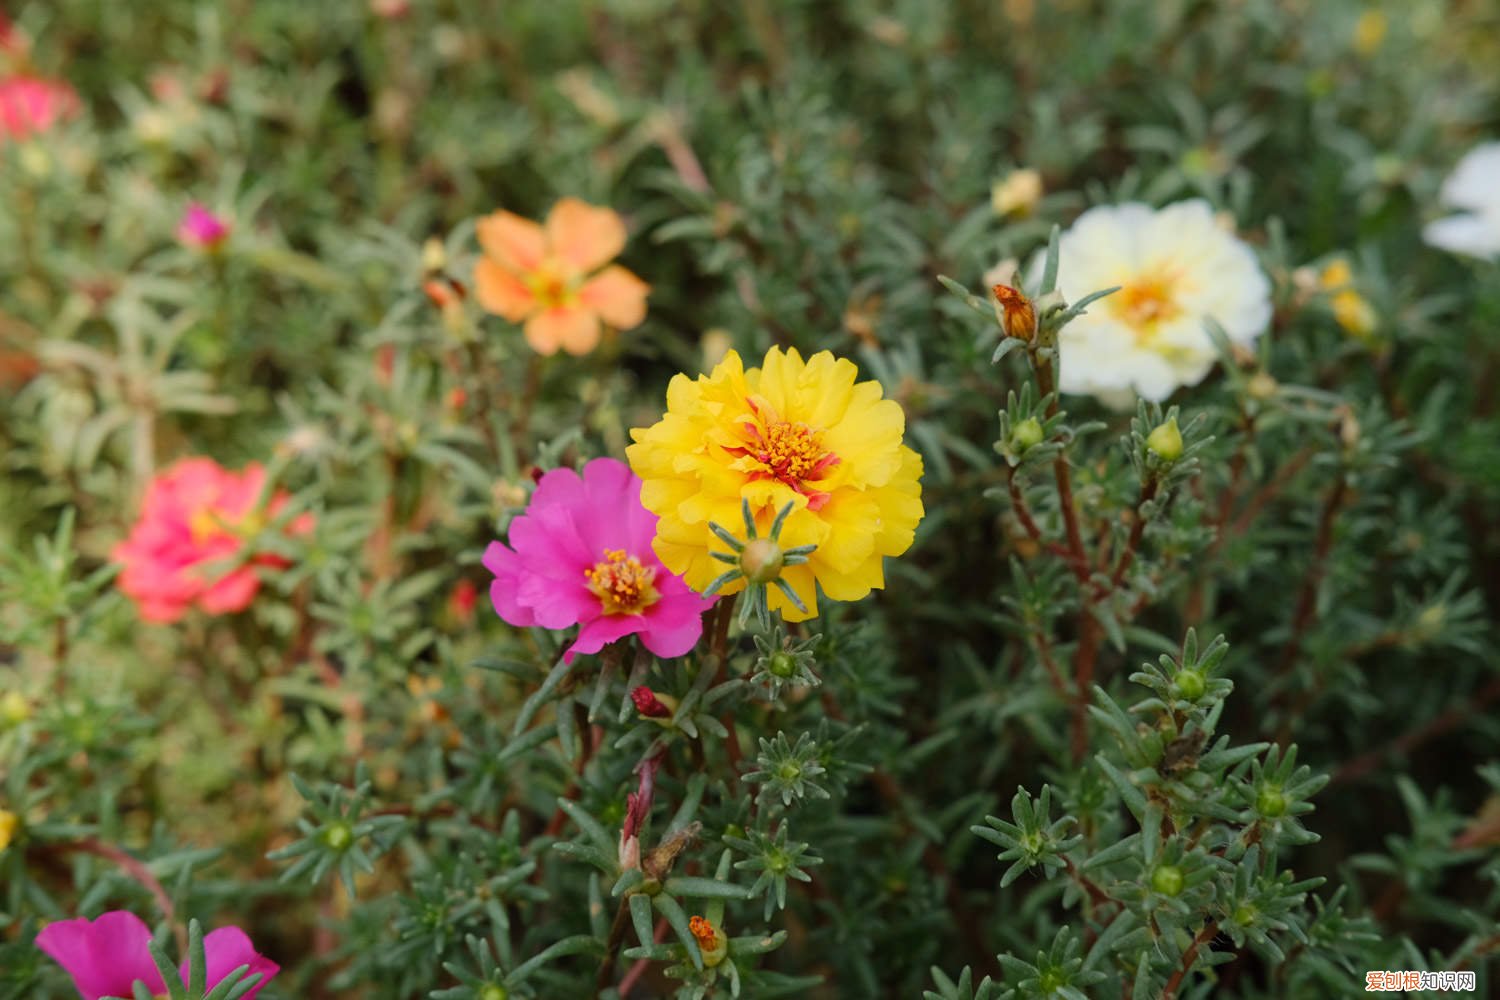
[584,549,659,615]
[1113,270,1183,334]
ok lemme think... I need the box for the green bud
[1150,864,1185,897]
[479,986,509,1000]
[1256,786,1288,818]
[323,822,354,851]
[1172,669,1206,701]
[1146,418,1183,462]
[740,538,785,584]
[1012,417,1045,452]
[768,651,798,678]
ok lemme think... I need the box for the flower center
[1113,270,1183,334]
[527,264,578,310]
[725,399,841,511]
[585,549,659,615]
[189,507,262,544]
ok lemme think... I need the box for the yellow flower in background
[1319,259,1378,339]
[1353,10,1388,56]
[626,347,924,621]
[0,809,17,853]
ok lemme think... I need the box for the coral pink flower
[36,911,279,1000]
[0,75,80,143]
[473,198,649,356]
[483,458,713,663]
[113,459,312,624]
[176,202,231,250]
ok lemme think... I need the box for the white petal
[1423,214,1500,260]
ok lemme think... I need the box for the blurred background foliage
[2,0,1499,997]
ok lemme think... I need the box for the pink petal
[638,594,713,659]
[197,566,261,614]
[566,613,645,663]
[193,927,279,1000]
[35,912,166,1000]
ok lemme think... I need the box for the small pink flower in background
[473,198,650,356]
[483,458,713,663]
[36,911,279,1000]
[113,458,312,624]
[0,75,80,143]
[177,202,231,251]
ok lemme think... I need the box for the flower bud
[1246,371,1278,400]
[322,822,353,851]
[1012,417,1045,452]
[0,691,30,725]
[1150,864,1185,897]
[990,168,1043,218]
[630,686,675,719]
[176,203,230,252]
[1256,786,1288,818]
[768,652,798,678]
[1332,290,1377,339]
[739,538,785,584]
[1145,418,1183,463]
[992,284,1038,341]
[421,236,447,274]
[1172,669,1206,701]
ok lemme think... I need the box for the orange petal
[476,210,546,272]
[524,307,601,357]
[579,265,649,330]
[473,258,536,321]
[545,197,626,273]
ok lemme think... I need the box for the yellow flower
[626,347,923,621]
[1353,10,1388,56]
[0,809,17,853]
[1332,290,1378,338]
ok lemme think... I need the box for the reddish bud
[992,284,1038,341]
[631,686,672,719]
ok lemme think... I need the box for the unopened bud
[1145,418,1183,463]
[421,237,447,274]
[1256,786,1288,818]
[1246,372,1278,400]
[1150,864,1185,897]
[740,538,785,584]
[768,652,798,678]
[630,686,675,719]
[0,691,30,725]
[992,284,1037,341]
[990,168,1043,218]
[1012,417,1045,452]
[1172,669,1206,701]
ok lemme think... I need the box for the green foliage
[4,1,1500,998]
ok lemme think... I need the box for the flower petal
[579,265,649,330]
[566,613,644,663]
[474,258,536,321]
[476,210,546,272]
[195,927,279,1000]
[36,912,166,1000]
[545,197,626,273]
[524,307,600,356]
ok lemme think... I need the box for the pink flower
[483,458,713,663]
[0,75,80,143]
[113,458,312,624]
[176,202,231,250]
[36,911,279,1000]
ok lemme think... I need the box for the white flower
[1045,200,1271,402]
[1423,143,1500,261]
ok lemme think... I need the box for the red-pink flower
[0,75,79,143]
[483,458,713,663]
[113,458,312,624]
[36,911,279,1000]
[176,202,231,250]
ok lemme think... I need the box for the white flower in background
[1423,143,1500,261]
[1046,200,1271,402]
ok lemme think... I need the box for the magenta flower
[484,458,714,663]
[36,911,279,1000]
[177,202,231,250]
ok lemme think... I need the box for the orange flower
[473,198,649,356]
